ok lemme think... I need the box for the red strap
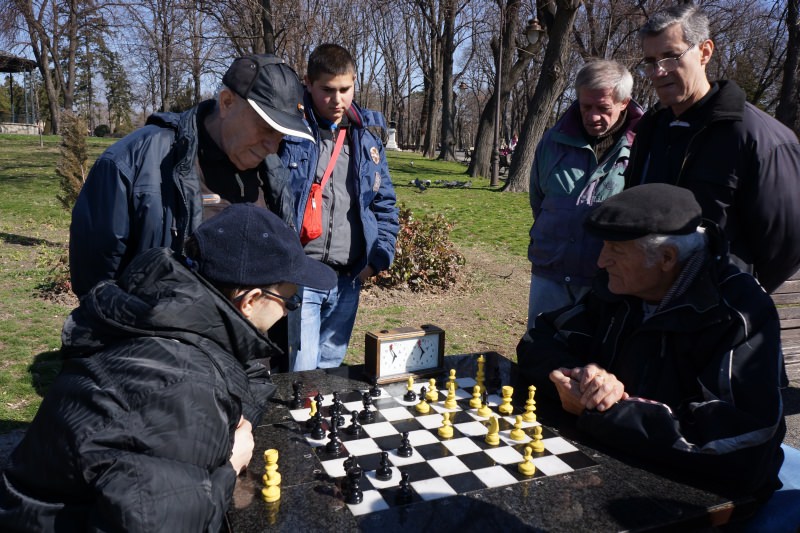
[318,128,347,190]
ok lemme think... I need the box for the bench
[772,270,800,384]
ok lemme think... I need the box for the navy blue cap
[193,204,336,290]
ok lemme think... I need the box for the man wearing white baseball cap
[70,54,314,298]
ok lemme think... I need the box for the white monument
[385,121,400,151]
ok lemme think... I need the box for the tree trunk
[261,0,275,54]
[776,0,799,135]
[437,0,457,161]
[504,0,582,193]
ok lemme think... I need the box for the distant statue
[386,120,400,151]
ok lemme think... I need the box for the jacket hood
[62,247,280,366]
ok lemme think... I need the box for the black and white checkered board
[289,377,597,516]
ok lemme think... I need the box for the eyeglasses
[261,289,301,311]
[637,44,696,77]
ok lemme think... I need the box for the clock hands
[389,344,399,363]
[417,339,426,361]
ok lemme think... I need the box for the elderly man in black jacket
[0,204,335,532]
[518,184,785,506]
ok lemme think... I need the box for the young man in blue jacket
[280,44,399,371]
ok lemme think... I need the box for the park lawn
[0,134,532,431]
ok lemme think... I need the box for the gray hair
[636,228,707,267]
[575,59,633,102]
[639,4,710,46]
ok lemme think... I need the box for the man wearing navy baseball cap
[70,54,314,298]
[517,184,787,513]
[0,204,335,531]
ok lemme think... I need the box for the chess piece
[306,398,318,428]
[425,378,438,402]
[485,415,500,446]
[370,377,382,397]
[310,411,325,440]
[443,381,457,409]
[476,354,486,391]
[523,385,537,423]
[403,376,417,402]
[359,392,375,422]
[469,384,482,409]
[376,451,392,481]
[476,388,492,418]
[531,425,545,453]
[487,366,502,393]
[397,431,413,457]
[331,391,345,427]
[498,385,514,415]
[345,466,364,504]
[347,410,362,436]
[290,380,303,409]
[415,386,430,414]
[261,448,281,502]
[396,471,413,504]
[509,415,526,441]
[518,446,536,476]
[438,411,454,439]
[326,418,342,455]
[447,368,457,391]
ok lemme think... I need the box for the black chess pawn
[397,431,413,458]
[290,380,304,409]
[331,393,346,427]
[326,418,342,455]
[359,391,375,422]
[376,451,392,481]
[345,466,364,505]
[396,471,413,504]
[347,410,362,436]
[369,378,382,397]
[310,411,325,440]
[481,388,489,409]
[403,384,417,402]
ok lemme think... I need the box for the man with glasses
[0,204,336,531]
[626,3,800,295]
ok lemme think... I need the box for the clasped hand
[549,364,628,415]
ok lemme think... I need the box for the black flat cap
[584,183,702,241]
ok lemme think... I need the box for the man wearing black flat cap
[0,204,336,531]
[517,183,786,504]
[69,54,315,298]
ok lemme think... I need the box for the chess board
[288,376,597,517]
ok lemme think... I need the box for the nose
[597,243,612,268]
[650,65,669,79]
[262,131,284,154]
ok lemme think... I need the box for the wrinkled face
[578,87,629,137]
[305,73,355,124]
[248,282,298,333]
[597,240,672,303]
[641,24,712,116]
[218,91,284,170]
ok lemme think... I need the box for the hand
[549,368,585,415]
[571,364,628,412]
[357,265,376,283]
[229,417,254,474]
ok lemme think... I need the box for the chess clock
[365,325,445,384]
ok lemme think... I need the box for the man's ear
[234,288,261,319]
[699,39,714,67]
[218,88,237,118]
[660,245,680,272]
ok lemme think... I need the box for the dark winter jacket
[529,99,643,286]
[69,100,296,297]
[0,248,278,532]
[517,228,785,498]
[625,80,800,293]
[278,95,399,274]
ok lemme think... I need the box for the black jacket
[0,248,278,532]
[625,80,800,293]
[517,229,785,498]
[69,100,296,297]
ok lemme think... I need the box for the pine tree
[56,111,89,211]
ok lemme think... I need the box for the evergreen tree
[56,110,89,211]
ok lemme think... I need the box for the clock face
[379,334,440,376]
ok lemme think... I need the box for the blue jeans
[527,274,591,330]
[293,273,361,371]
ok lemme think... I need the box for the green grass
[0,135,533,431]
